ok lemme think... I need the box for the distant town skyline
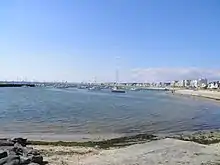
[0,74,218,84]
[1,1,220,82]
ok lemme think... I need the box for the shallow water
[0,87,220,140]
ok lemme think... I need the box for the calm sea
[0,87,220,140]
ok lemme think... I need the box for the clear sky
[1,0,220,82]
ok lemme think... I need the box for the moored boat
[111,86,126,93]
[88,86,101,91]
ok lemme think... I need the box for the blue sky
[0,0,220,82]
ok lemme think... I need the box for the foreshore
[30,131,220,165]
[1,131,220,165]
[34,138,220,165]
[172,89,220,101]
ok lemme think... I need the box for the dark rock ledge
[0,138,48,165]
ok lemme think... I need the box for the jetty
[0,84,35,88]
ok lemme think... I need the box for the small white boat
[111,86,125,93]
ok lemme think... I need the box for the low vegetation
[29,130,220,150]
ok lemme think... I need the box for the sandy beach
[1,132,220,165]
[174,89,220,101]
[24,131,220,165]
[33,138,220,165]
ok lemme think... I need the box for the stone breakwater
[0,138,47,165]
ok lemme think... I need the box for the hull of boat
[111,90,126,93]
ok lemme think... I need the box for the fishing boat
[111,86,126,93]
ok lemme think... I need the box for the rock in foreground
[0,138,47,165]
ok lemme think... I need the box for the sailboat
[111,66,125,93]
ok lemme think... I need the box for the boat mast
[115,56,120,86]
[115,69,119,85]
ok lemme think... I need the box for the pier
[0,83,35,87]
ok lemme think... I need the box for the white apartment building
[190,80,198,88]
[171,80,178,87]
[184,80,191,87]
[208,81,220,89]
[197,78,208,88]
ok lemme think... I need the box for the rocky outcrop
[0,138,47,165]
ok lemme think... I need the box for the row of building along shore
[108,79,220,89]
